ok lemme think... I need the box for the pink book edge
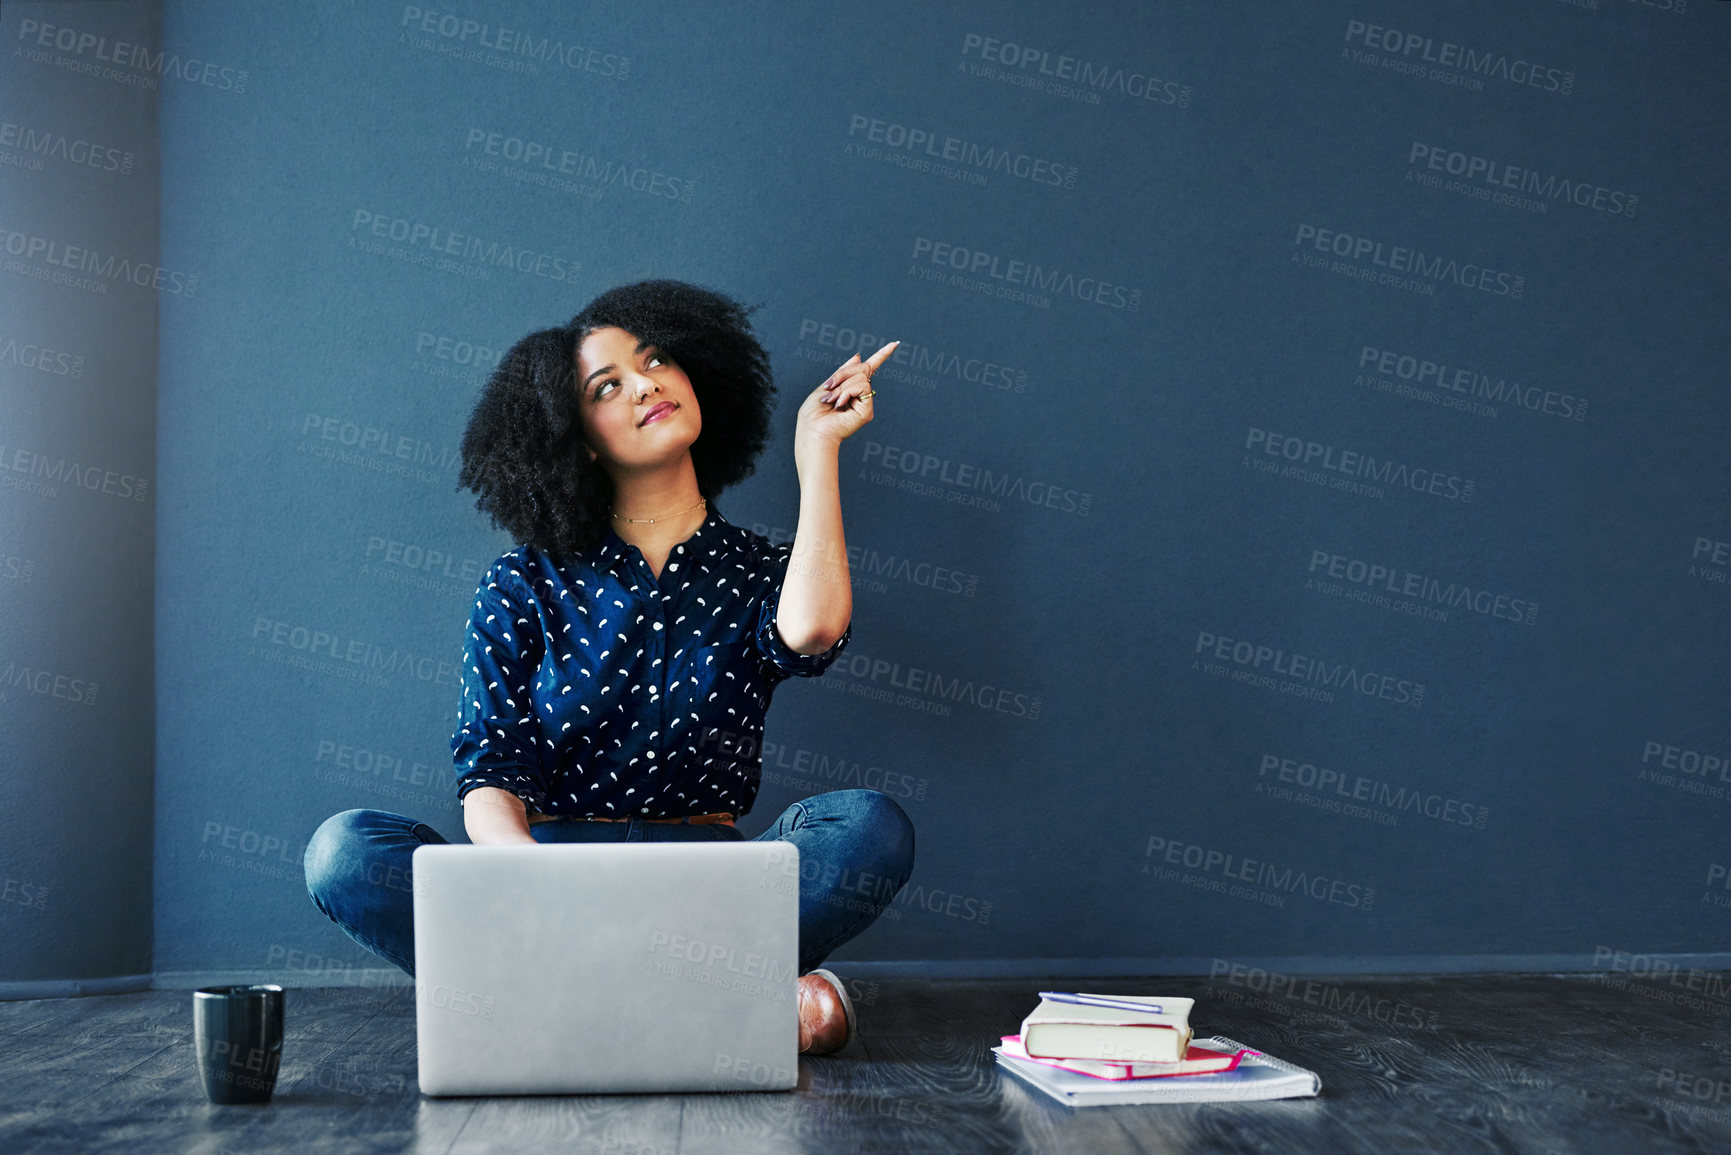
[998,1035,1252,1081]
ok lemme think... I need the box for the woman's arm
[779,445,851,653]
[779,342,898,654]
[452,560,554,825]
[462,786,537,845]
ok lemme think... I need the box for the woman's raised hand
[794,341,898,459]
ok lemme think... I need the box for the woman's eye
[594,380,617,399]
[647,354,665,369]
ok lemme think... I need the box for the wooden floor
[2,971,1729,1153]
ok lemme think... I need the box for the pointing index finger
[863,340,900,373]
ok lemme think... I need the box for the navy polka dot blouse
[451,503,850,819]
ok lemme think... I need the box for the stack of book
[992,991,1321,1107]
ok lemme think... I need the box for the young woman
[303,280,914,1055]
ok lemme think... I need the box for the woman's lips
[640,402,676,426]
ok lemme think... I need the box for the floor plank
[0,974,1728,1154]
[446,1094,681,1155]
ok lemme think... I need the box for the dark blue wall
[0,0,160,994]
[15,0,1729,987]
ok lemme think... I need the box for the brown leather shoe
[797,969,856,1054]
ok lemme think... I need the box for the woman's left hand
[794,340,898,459]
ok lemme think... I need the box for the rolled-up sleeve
[753,540,851,683]
[452,560,550,812]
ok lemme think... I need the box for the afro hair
[455,280,777,560]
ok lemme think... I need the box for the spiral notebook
[993,1035,1320,1107]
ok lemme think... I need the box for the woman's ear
[573,422,599,464]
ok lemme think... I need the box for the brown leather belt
[529,811,735,826]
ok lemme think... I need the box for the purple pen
[1038,991,1170,1015]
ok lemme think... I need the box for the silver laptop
[412,841,800,1096]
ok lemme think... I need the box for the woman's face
[573,325,701,471]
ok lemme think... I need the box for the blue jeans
[303,788,915,978]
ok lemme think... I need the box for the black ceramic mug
[193,985,285,1104]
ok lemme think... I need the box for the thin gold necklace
[611,496,706,524]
